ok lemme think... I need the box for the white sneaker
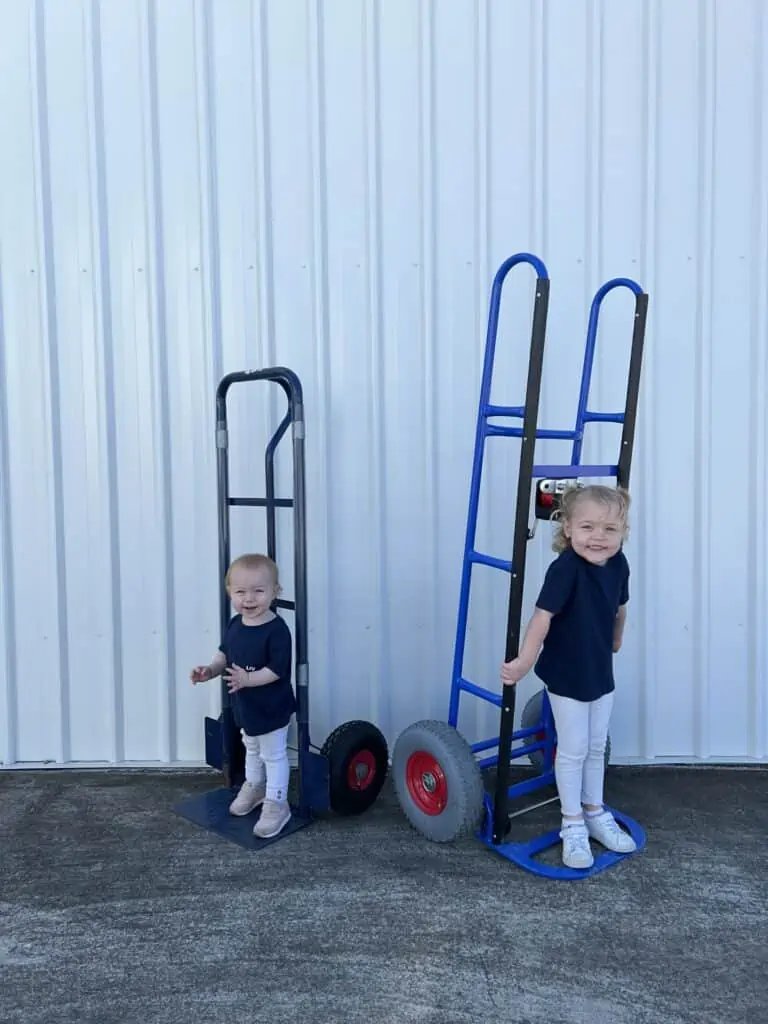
[586,810,637,853]
[229,781,266,816]
[560,823,594,869]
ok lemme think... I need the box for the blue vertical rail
[448,253,550,729]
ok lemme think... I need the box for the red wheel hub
[347,749,377,791]
[405,751,448,815]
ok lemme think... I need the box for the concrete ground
[1,764,765,1024]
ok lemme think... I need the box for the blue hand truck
[391,253,649,880]
[175,368,389,850]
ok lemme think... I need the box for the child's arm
[613,603,628,653]
[500,607,553,685]
[224,665,279,692]
[190,650,227,684]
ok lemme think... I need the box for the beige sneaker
[253,799,291,839]
[229,781,266,816]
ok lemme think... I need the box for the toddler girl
[190,553,296,839]
[500,484,637,869]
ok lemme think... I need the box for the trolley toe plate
[478,807,646,880]
[174,788,312,851]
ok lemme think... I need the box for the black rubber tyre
[321,719,389,816]
[392,720,484,842]
[522,688,611,771]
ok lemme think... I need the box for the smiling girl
[190,553,296,839]
[500,485,637,869]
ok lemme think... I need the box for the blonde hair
[551,484,631,553]
[225,553,282,596]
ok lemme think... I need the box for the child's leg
[546,691,590,820]
[243,730,266,787]
[252,725,291,838]
[258,725,290,803]
[580,691,614,812]
[228,730,266,816]
[546,691,594,869]
[582,694,637,853]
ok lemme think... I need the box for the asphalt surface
[1,765,765,1023]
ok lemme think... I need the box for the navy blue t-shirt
[218,614,296,737]
[533,546,629,703]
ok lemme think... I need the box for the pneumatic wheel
[521,688,611,772]
[321,720,389,815]
[392,720,484,842]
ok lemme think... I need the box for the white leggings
[546,689,614,819]
[241,726,290,803]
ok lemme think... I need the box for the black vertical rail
[215,385,239,788]
[616,292,648,490]
[290,390,311,818]
[264,411,291,564]
[492,277,551,844]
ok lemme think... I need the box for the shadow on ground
[1,765,765,1024]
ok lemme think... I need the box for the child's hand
[500,657,529,686]
[190,665,213,684]
[224,663,251,693]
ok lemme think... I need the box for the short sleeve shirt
[533,546,629,702]
[218,614,296,736]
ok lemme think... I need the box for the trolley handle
[572,278,646,460]
[214,364,309,673]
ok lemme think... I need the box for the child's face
[564,498,626,565]
[228,565,277,624]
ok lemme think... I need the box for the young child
[500,484,637,869]
[190,553,296,839]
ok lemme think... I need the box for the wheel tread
[393,719,484,842]
[321,719,389,816]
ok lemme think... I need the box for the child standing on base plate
[190,553,296,839]
[500,484,637,870]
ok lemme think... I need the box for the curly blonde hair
[551,484,631,553]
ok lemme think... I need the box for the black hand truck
[175,368,389,850]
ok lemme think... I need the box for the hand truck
[175,368,389,850]
[391,254,648,879]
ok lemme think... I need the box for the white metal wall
[0,0,766,768]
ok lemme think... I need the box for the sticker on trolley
[534,479,583,519]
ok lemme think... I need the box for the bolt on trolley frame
[392,253,648,880]
[174,368,389,851]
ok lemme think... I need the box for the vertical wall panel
[706,0,761,758]
[40,0,116,764]
[0,2,68,764]
[0,0,766,767]
[749,0,768,761]
[377,0,431,731]
[646,0,701,758]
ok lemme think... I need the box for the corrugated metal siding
[0,0,766,767]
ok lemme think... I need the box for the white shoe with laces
[560,822,594,869]
[586,810,637,853]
